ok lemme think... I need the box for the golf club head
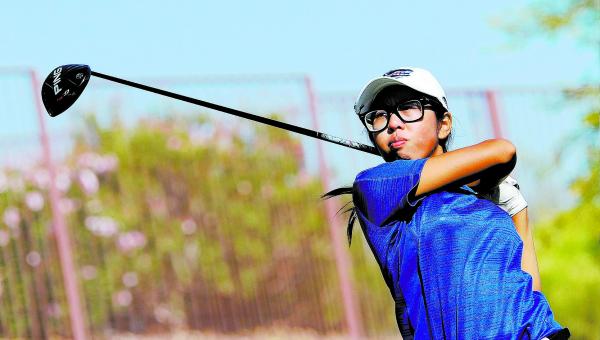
[41,64,91,117]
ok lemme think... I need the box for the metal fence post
[30,69,88,340]
[485,90,504,138]
[304,76,364,338]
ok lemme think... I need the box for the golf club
[41,64,379,156]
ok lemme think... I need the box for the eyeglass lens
[364,100,423,132]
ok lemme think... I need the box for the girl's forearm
[512,208,542,291]
[417,139,516,196]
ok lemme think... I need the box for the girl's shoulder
[355,158,428,182]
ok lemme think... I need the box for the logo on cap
[383,69,413,78]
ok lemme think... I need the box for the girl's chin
[383,149,413,161]
[394,148,413,160]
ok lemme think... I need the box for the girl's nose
[388,113,406,130]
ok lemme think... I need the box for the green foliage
[498,0,600,337]
[497,0,599,45]
[74,114,335,303]
[0,113,398,336]
[535,201,600,337]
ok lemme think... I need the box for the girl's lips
[390,140,407,149]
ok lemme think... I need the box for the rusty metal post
[485,90,504,138]
[304,76,364,338]
[30,69,88,340]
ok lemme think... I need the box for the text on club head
[52,67,63,95]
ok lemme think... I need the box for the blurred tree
[0,112,399,337]
[64,113,396,335]
[500,0,599,337]
[69,114,341,332]
[499,0,599,45]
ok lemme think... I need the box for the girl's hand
[478,175,528,217]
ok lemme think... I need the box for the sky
[1,0,597,92]
[1,0,598,214]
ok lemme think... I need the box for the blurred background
[0,0,598,339]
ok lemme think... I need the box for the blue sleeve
[353,158,428,226]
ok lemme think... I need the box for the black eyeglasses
[361,98,437,133]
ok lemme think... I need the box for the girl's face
[372,109,442,161]
[367,89,452,162]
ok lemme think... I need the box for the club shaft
[90,71,379,156]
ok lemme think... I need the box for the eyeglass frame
[359,97,444,133]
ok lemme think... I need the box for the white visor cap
[354,68,449,115]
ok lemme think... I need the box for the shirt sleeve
[352,158,428,226]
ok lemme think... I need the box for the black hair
[322,85,453,245]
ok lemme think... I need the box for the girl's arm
[512,208,542,291]
[415,139,516,197]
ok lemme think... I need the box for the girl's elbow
[495,139,516,164]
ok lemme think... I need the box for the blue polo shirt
[352,158,562,339]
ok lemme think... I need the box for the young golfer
[325,68,569,339]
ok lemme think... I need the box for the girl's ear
[438,111,452,139]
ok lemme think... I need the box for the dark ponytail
[321,186,358,245]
